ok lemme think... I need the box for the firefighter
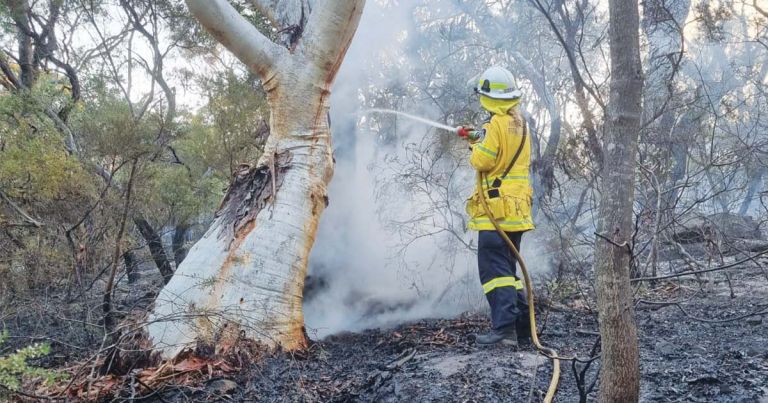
[464,66,534,346]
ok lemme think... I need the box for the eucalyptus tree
[147,0,366,355]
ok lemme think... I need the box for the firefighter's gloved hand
[467,129,485,144]
[468,130,483,144]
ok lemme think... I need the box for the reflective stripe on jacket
[465,110,535,232]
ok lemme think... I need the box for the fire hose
[363,111,563,400]
[476,174,561,403]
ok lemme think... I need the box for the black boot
[516,294,533,349]
[474,327,518,347]
[516,320,532,348]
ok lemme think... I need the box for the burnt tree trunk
[593,0,643,401]
[133,217,173,283]
[123,250,139,284]
[7,0,37,88]
[172,223,189,267]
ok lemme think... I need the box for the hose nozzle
[457,126,481,142]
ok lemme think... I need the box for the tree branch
[299,0,365,82]
[184,0,288,80]
[754,0,768,18]
[120,1,176,131]
[637,300,768,324]
[0,50,22,90]
[529,0,606,110]
[0,188,43,227]
[104,160,138,332]
[631,248,768,283]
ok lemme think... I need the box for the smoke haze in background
[303,1,553,339]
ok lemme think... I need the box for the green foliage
[0,0,277,384]
[0,131,90,201]
[0,330,64,393]
[0,87,100,294]
[123,71,271,229]
[71,90,161,159]
[196,72,269,174]
[0,2,17,33]
[138,161,225,224]
[0,89,95,202]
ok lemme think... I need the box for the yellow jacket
[466,110,535,232]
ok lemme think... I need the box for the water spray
[362,108,481,142]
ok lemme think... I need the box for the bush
[0,330,62,394]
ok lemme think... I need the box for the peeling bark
[148,116,332,355]
[215,151,292,243]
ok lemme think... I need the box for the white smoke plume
[304,1,553,338]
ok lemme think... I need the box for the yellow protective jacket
[466,110,535,232]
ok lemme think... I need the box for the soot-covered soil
[153,270,768,402]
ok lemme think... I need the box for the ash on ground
[153,267,768,402]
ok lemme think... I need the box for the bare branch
[638,300,768,324]
[121,0,176,130]
[754,0,768,18]
[0,50,22,90]
[103,160,139,332]
[631,248,768,283]
[529,0,606,110]
[0,188,43,227]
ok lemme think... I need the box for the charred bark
[124,250,139,284]
[172,223,189,267]
[133,217,174,283]
[7,0,36,88]
[215,152,292,242]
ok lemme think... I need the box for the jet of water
[362,108,458,133]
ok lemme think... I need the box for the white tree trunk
[147,0,364,358]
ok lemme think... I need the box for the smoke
[303,1,553,339]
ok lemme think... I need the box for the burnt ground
[144,268,768,403]
[5,263,766,402]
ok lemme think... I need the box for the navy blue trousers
[478,230,530,332]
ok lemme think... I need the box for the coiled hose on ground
[476,174,561,403]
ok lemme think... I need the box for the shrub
[0,330,62,394]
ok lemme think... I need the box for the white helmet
[469,66,521,100]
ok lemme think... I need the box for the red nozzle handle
[457,126,470,138]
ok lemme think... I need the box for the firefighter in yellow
[464,66,534,346]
